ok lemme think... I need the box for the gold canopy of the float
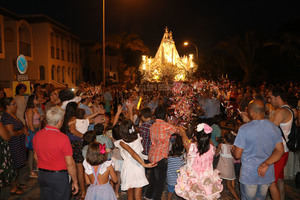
[139,27,197,82]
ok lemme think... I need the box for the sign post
[13,54,30,96]
[16,55,28,75]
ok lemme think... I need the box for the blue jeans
[240,183,270,200]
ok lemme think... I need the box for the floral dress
[1,112,26,169]
[0,137,16,187]
[175,144,223,200]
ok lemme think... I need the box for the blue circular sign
[16,55,28,74]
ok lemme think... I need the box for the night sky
[1,0,299,55]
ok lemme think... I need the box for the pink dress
[175,144,223,200]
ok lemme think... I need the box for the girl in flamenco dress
[175,123,223,200]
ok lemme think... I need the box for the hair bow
[129,126,135,134]
[99,143,106,154]
[196,123,212,134]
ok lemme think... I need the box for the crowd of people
[0,78,299,200]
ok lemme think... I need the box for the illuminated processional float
[139,27,197,82]
[139,28,205,127]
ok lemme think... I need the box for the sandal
[30,171,38,178]
[73,192,85,200]
[18,184,28,190]
[10,187,17,194]
[80,191,86,200]
[15,188,24,195]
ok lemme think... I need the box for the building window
[62,49,64,60]
[0,16,6,58]
[18,22,32,57]
[67,40,70,61]
[0,23,3,54]
[61,36,64,60]
[77,45,80,64]
[75,43,78,63]
[62,66,65,83]
[56,34,60,59]
[57,66,60,82]
[68,67,71,82]
[71,40,74,62]
[39,65,45,80]
[72,68,74,83]
[68,67,71,77]
[0,15,5,59]
[77,44,80,64]
[50,32,54,58]
[5,28,14,42]
[51,65,55,80]
[75,69,78,82]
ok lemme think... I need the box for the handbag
[25,130,35,150]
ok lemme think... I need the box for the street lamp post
[102,0,106,86]
[183,41,199,63]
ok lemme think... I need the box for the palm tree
[218,32,262,83]
[107,33,149,82]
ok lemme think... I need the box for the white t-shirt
[75,119,89,134]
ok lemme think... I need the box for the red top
[149,119,177,163]
[33,125,73,170]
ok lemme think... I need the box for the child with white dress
[175,123,223,200]
[83,142,117,200]
[114,120,156,200]
[216,133,239,200]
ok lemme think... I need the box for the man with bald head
[232,100,284,200]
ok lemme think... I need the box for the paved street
[8,178,300,200]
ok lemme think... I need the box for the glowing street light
[183,41,199,63]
